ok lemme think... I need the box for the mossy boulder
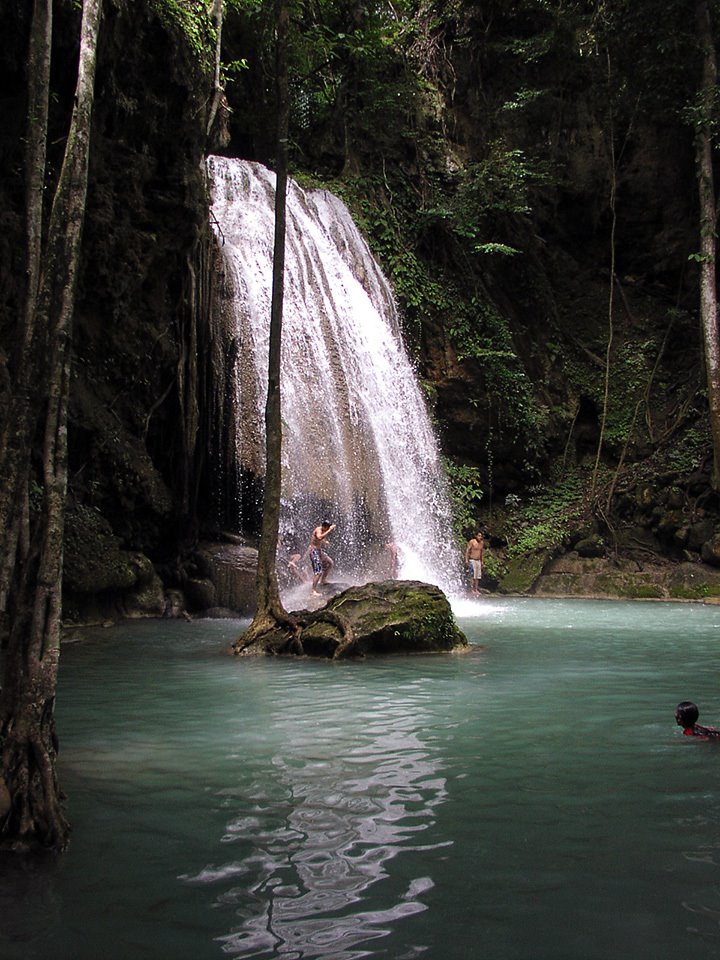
[63,503,165,621]
[235,580,468,658]
[64,503,138,594]
[500,552,550,594]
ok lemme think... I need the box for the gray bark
[235,0,291,650]
[0,0,103,854]
[696,0,720,488]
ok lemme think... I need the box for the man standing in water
[464,530,485,597]
[384,542,399,579]
[308,520,336,597]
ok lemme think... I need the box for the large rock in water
[236,580,468,658]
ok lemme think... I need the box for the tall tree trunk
[592,51,618,498]
[234,0,291,651]
[0,0,103,854]
[696,0,720,489]
[206,0,224,138]
[0,0,52,622]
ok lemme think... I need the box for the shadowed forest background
[4,0,720,613]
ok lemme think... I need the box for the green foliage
[480,547,505,583]
[150,0,216,73]
[448,296,515,362]
[502,33,554,65]
[226,0,262,10]
[505,474,587,560]
[455,145,541,220]
[601,341,653,449]
[474,243,520,256]
[667,422,711,474]
[444,460,484,538]
[221,58,249,84]
[329,175,453,326]
[284,1,425,165]
[559,325,691,457]
[424,142,549,254]
[683,83,720,135]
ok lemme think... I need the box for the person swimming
[675,701,720,739]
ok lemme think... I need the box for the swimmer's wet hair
[676,701,699,726]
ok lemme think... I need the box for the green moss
[669,583,708,600]
[150,0,215,75]
[619,581,663,600]
[330,581,467,654]
[666,581,720,601]
[64,504,137,594]
[501,553,548,593]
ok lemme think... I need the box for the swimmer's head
[675,701,699,728]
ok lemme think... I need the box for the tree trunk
[206,0,224,138]
[696,0,720,489]
[0,0,52,622]
[0,0,103,854]
[234,0,291,652]
[592,51,618,498]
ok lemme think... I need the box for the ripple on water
[7,603,720,959]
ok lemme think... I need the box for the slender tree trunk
[592,55,617,498]
[0,0,52,621]
[0,0,103,853]
[206,0,224,138]
[696,0,720,489]
[234,0,290,650]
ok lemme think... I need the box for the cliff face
[71,1,211,545]
[2,1,218,619]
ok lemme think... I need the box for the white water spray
[208,156,463,599]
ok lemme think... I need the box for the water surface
[3,598,720,959]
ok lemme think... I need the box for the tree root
[233,604,356,658]
[233,603,299,655]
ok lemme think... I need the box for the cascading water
[208,156,462,600]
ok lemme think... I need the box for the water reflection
[9,605,720,960]
[183,696,449,958]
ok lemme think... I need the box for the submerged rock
[235,579,468,658]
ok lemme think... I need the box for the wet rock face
[533,555,720,602]
[68,5,212,547]
[2,5,215,614]
[192,543,258,615]
[62,504,166,623]
[311,579,468,658]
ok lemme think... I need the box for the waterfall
[207,156,462,599]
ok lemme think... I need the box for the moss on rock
[64,503,138,594]
[63,504,165,622]
[501,553,549,594]
[235,580,468,658]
